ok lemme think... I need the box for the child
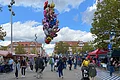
[14,60,20,79]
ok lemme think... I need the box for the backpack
[88,64,97,77]
[49,58,53,64]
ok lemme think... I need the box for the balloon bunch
[42,1,60,44]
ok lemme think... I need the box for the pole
[11,6,13,54]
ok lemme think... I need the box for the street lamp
[8,0,15,54]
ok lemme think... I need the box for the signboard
[108,44,112,50]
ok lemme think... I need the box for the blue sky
[0,0,97,54]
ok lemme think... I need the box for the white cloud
[0,21,94,53]
[73,14,79,22]
[81,0,97,24]
[53,27,94,42]
[0,0,85,12]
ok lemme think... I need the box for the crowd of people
[0,54,120,80]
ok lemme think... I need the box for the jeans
[15,67,18,77]
[21,67,26,75]
[58,69,63,77]
[109,66,114,76]
[51,63,54,71]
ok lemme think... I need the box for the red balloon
[44,1,48,10]
[45,39,50,44]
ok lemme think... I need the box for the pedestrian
[20,56,27,77]
[68,57,72,70]
[88,60,97,80]
[44,56,48,66]
[35,55,45,79]
[109,57,115,76]
[81,57,90,80]
[74,57,77,69]
[49,56,54,71]
[29,57,34,71]
[8,58,14,71]
[82,57,90,67]
[14,60,20,79]
[57,57,64,78]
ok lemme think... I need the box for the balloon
[45,39,50,44]
[44,29,49,36]
[50,2,55,8]
[44,10,47,17]
[44,1,48,10]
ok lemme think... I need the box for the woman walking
[57,57,64,78]
[14,60,20,79]
[20,57,27,77]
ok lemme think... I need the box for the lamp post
[8,0,15,54]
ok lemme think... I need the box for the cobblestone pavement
[1,65,119,80]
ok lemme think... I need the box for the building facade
[54,41,86,54]
[8,41,43,54]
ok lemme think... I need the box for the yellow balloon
[50,2,55,8]
[47,37,52,40]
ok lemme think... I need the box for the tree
[81,42,94,53]
[15,44,26,54]
[31,48,38,54]
[0,46,8,50]
[54,41,69,54]
[0,26,6,41]
[91,0,120,49]
[71,44,80,54]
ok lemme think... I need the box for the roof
[56,41,86,47]
[8,41,42,47]
[0,50,12,57]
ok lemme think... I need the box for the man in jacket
[35,55,45,79]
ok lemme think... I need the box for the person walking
[14,60,20,79]
[35,55,45,79]
[81,57,90,80]
[57,57,64,78]
[109,57,115,76]
[29,57,34,71]
[49,56,54,71]
[88,60,97,80]
[8,58,14,71]
[68,57,72,70]
[20,57,27,77]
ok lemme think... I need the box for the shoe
[21,75,24,78]
[16,77,18,79]
[62,76,63,79]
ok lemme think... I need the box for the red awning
[88,49,108,56]
[0,50,12,57]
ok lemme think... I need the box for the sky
[0,0,98,54]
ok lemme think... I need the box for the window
[26,44,28,46]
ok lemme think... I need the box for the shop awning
[0,50,12,57]
[88,49,108,56]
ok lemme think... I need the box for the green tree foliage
[82,42,94,53]
[0,46,8,50]
[0,26,6,41]
[54,41,69,54]
[91,0,120,49]
[15,44,26,54]
[71,44,80,54]
[31,48,38,54]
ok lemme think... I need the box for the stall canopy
[0,50,12,57]
[88,49,108,55]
